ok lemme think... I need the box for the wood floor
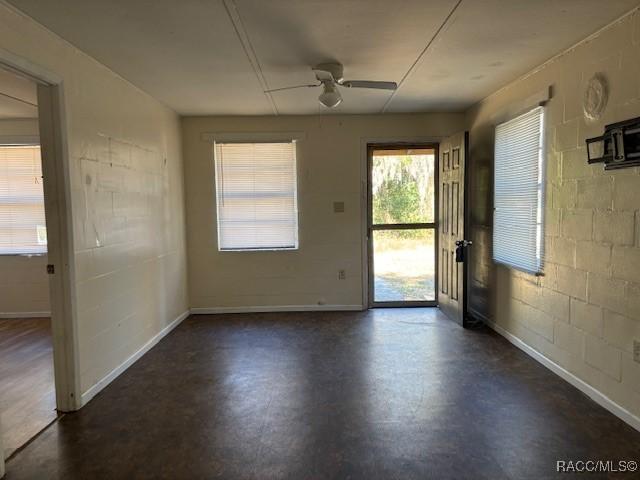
[5,309,640,479]
[0,317,57,459]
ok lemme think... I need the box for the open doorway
[0,66,58,458]
[367,145,438,307]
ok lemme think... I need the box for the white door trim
[0,48,80,421]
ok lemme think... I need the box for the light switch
[333,201,345,213]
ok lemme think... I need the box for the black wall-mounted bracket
[585,116,640,170]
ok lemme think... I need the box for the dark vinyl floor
[5,309,640,479]
[0,317,57,459]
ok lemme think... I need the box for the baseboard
[80,310,190,407]
[0,311,50,319]
[481,313,640,433]
[190,304,365,314]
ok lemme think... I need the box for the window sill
[493,259,544,277]
[218,247,298,252]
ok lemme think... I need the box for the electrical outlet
[634,340,640,364]
[333,201,345,213]
[338,269,346,280]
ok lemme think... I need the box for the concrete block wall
[466,9,640,421]
[182,114,464,310]
[0,3,189,402]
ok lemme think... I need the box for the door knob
[455,240,472,263]
[455,240,473,247]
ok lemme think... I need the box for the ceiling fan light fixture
[266,63,395,108]
[318,82,342,108]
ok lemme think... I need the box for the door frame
[0,47,80,422]
[364,141,439,308]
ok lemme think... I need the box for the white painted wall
[0,255,49,317]
[466,9,640,423]
[0,117,38,137]
[182,114,464,311]
[0,118,49,317]
[0,3,189,400]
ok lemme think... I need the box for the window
[0,145,47,255]
[493,106,545,273]
[214,142,298,251]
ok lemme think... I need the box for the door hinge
[47,264,55,274]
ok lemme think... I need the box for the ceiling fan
[265,63,397,108]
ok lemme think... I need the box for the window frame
[492,106,546,275]
[213,139,300,252]
[0,142,48,256]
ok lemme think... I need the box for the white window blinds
[493,106,545,273]
[214,142,298,251]
[0,145,47,255]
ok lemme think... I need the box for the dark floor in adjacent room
[4,309,640,479]
[0,317,57,459]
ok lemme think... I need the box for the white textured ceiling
[6,0,640,115]
[0,67,38,119]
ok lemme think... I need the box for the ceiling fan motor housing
[313,63,344,83]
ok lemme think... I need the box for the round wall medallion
[583,73,609,121]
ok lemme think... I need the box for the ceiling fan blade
[341,80,397,90]
[264,83,320,93]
